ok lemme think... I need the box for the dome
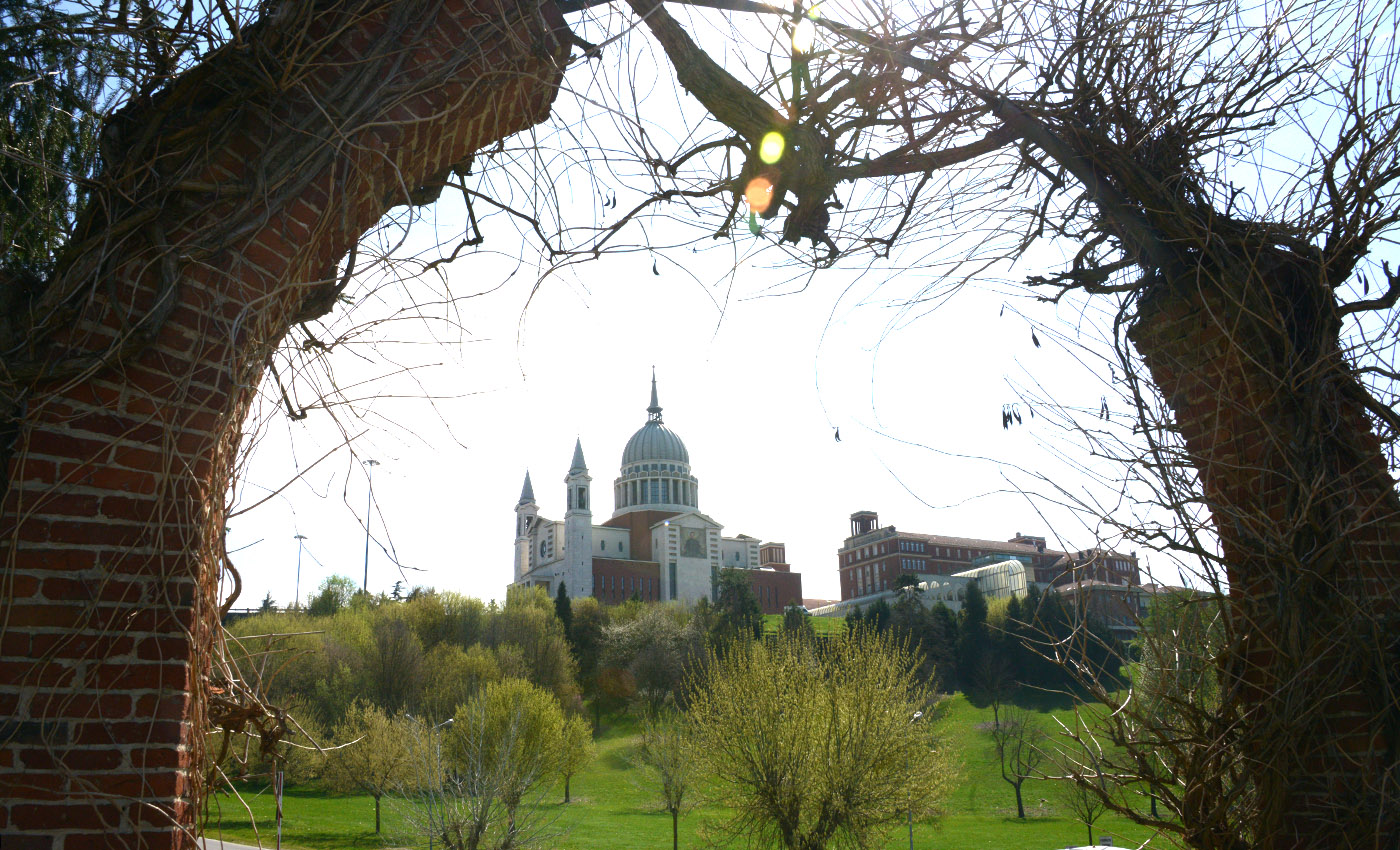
[622,420,690,466]
[612,373,700,518]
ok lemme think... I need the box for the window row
[854,563,891,597]
[594,574,656,599]
[628,462,684,473]
[615,477,697,508]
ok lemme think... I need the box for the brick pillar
[1129,254,1400,849]
[0,0,568,846]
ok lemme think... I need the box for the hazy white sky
[225,240,1149,608]
[221,2,1169,609]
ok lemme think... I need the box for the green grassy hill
[206,695,1167,850]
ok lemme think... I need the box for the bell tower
[563,439,594,598]
[514,471,538,582]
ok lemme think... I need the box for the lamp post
[909,710,923,850]
[293,533,308,608]
[406,714,454,850]
[362,459,379,593]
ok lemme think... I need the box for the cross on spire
[648,368,663,422]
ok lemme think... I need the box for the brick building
[836,510,1139,600]
[510,375,802,613]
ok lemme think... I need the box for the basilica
[511,376,803,613]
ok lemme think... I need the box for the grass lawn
[761,613,847,635]
[207,696,1167,850]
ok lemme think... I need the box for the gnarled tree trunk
[1130,248,1400,850]
[0,0,568,845]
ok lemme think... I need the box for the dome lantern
[613,373,699,517]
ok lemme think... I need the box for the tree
[710,568,762,643]
[592,667,636,729]
[989,705,1046,821]
[443,677,566,846]
[844,606,863,633]
[0,0,107,282]
[0,0,567,838]
[326,701,413,834]
[309,575,359,617]
[686,630,954,850]
[554,582,573,639]
[367,615,426,714]
[486,588,580,708]
[557,715,594,804]
[632,710,691,850]
[1057,588,1226,830]
[955,582,989,691]
[259,592,276,613]
[396,709,531,850]
[1055,730,1113,847]
[615,0,1400,844]
[780,601,814,638]
[421,643,502,724]
[863,597,891,632]
[602,604,699,709]
[970,653,1016,729]
[6,0,1399,845]
[569,596,609,727]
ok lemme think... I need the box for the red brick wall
[1131,260,1400,848]
[592,558,661,604]
[0,0,567,846]
[746,569,803,614]
[600,510,680,562]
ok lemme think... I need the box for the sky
[219,1,1189,610]
[223,239,1155,609]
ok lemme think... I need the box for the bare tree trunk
[0,0,569,846]
[1130,252,1400,849]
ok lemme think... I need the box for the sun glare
[745,175,775,213]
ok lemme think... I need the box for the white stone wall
[593,526,630,559]
[564,473,594,599]
[719,536,762,570]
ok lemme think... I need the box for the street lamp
[293,533,308,608]
[406,714,454,850]
[362,459,379,593]
[908,710,923,850]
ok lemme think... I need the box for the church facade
[511,377,803,613]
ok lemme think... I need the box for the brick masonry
[0,0,569,846]
[1130,258,1400,848]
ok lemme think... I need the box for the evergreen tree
[844,607,863,633]
[924,603,959,690]
[0,0,107,289]
[781,602,814,638]
[955,582,989,690]
[863,597,891,632]
[711,568,763,643]
[554,581,573,640]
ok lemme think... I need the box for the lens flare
[745,176,775,213]
[792,17,816,53]
[759,132,785,165]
